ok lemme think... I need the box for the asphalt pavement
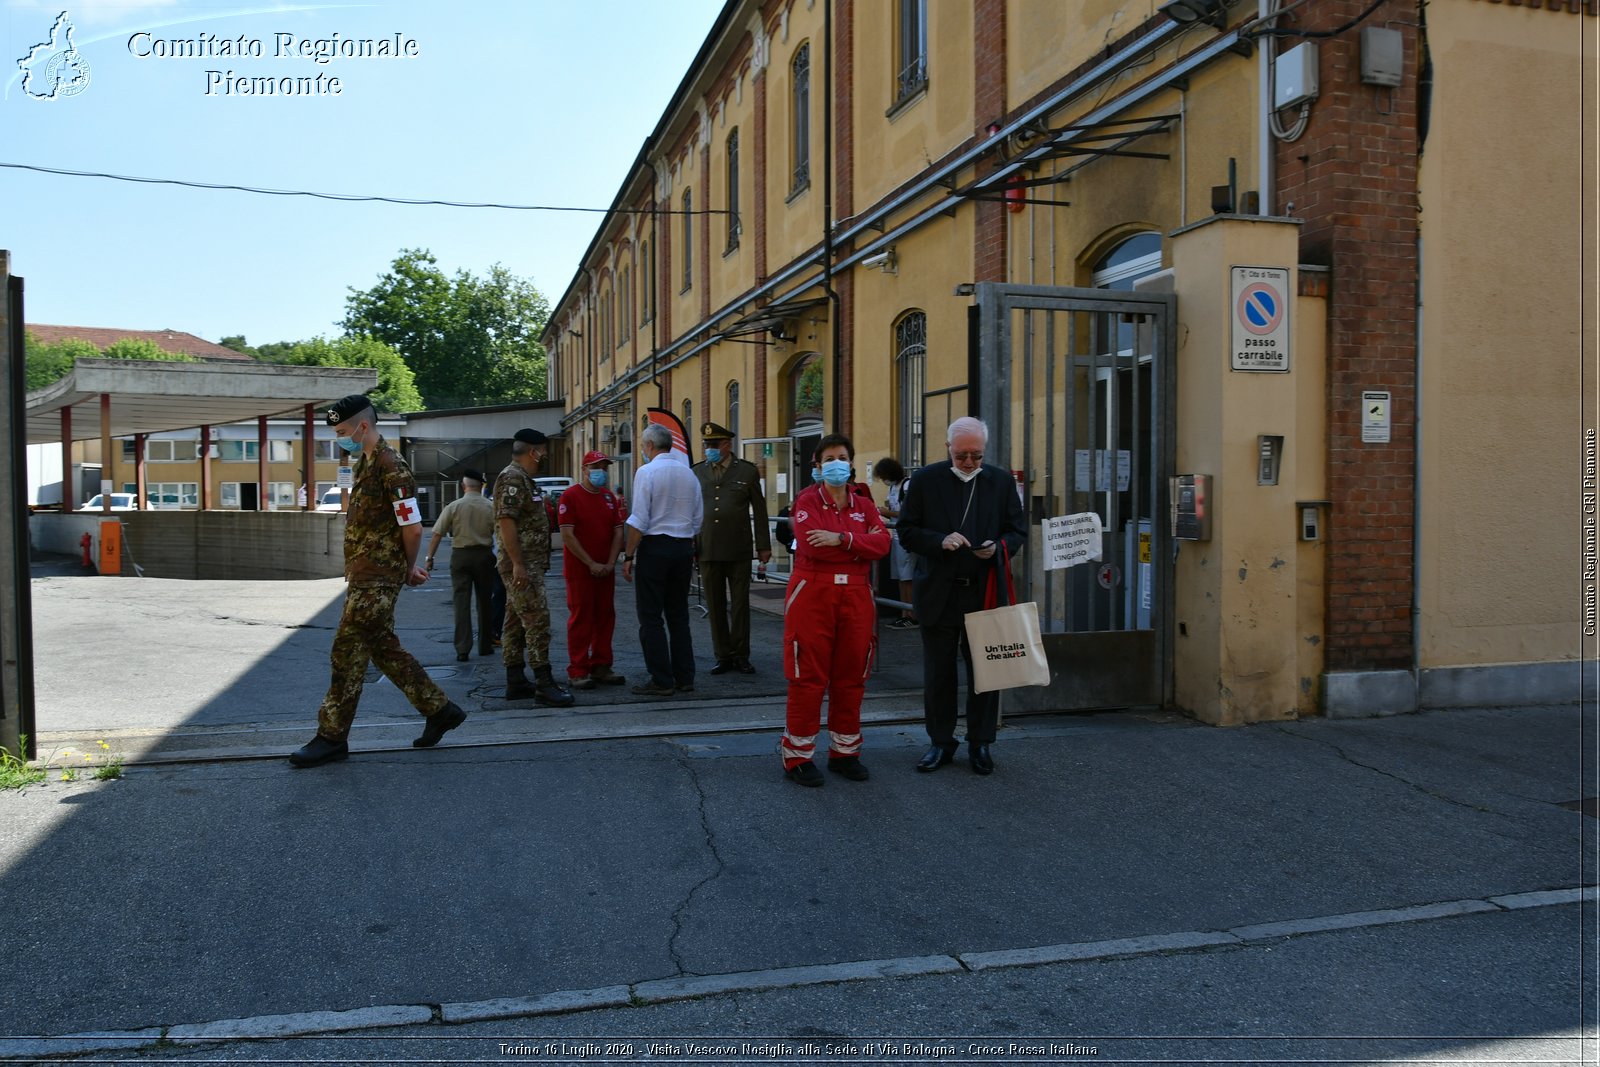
[3,543,1595,1065]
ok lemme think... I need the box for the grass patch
[0,737,47,790]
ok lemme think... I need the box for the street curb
[632,955,963,1005]
[165,1005,434,1042]
[440,985,633,1024]
[1225,898,1502,941]
[6,886,1591,1060]
[959,930,1242,971]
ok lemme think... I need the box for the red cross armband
[392,496,421,526]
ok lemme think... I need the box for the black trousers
[921,581,999,746]
[449,546,496,656]
[635,535,696,688]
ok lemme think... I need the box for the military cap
[700,421,734,441]
[325,393,372,427]
[462,469,486,484]
[513,428,548,446]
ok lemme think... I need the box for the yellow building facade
[547,0,1597,722]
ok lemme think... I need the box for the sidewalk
[27,539,931,764]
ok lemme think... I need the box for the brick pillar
[700,143,712,322]
[833,0,855,436]
[1275,0,1420,671]
[973,0,1008,283]
[754,65,769,288]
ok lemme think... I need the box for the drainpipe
[1412,235,1424,709]
[1258,0,1274,214]
[824,0,843,431]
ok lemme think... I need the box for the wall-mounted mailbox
[1257,434,1284,486]
[1171,474,1212,541]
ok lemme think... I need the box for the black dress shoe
[289,735,348,768]
[737,658,756,674]
[413,702,467,748]
[709,660,736,675]
[456,653,469,662]
[915,743,957,772]
[969,742,995,775]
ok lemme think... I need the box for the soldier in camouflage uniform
[495,428,575,706]
[289,394,468,768]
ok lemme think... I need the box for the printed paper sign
[1043,512,1103,571]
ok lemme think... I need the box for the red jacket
[790,483,891,579]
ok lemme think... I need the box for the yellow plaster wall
[851,0,975,213]
[709,71,756,311]
[765,19,825,268]
[1416,5,1594,667]
[1007,0,1159,108]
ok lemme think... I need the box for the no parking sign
[1230,265,1291,372]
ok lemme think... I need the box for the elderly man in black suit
[896,416,1028,776]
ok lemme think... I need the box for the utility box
[1274,42,1319,109]
[1360,26,1404,87]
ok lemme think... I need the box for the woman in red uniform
[780,433,892,786]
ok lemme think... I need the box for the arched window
[681,189,693,292]
[894,311,927,468]
[791,44,810,195]
[1092,231,1162,352]
[727,380,740,439]
[725,129,741,254]
[789,353,824,427]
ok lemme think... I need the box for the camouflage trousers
[317,583,447,741]
[500,564,553,671]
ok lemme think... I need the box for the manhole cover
[1556,798,1598,819]
[424,666,462,680]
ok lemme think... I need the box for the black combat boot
[532,665,576,708]
[505,666,538,701]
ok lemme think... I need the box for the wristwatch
[618,553,631,563]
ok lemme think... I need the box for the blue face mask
[820,459,852,487]
[588,469,608,488]
[704,447,722,464]
[335,432,363,455]
[810,467,822,482]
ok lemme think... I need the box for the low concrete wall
[30,511,347,580]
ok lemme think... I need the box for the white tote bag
[964,545,1051,694]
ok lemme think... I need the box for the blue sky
[2,0,724,347]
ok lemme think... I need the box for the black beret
[513,428,548,446]
[461,469,486,484]
[700,421,734,441]
[325,394,372,427]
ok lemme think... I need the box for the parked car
[534,476,575,496]
[316,488,345,512]
[78,493,139,512]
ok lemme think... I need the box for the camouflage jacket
[345,435,419,586]
[493,461,552,570]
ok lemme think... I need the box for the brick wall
[973,0,1008,283]
[1274,0,1420,670]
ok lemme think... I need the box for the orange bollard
[98,521,121,576]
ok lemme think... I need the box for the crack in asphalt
[665,747,728,977]
[1272,724,1525,826]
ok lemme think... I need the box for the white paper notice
[1043,512,1103,571]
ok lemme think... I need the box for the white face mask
[952,465,981,484]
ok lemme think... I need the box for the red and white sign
[1230,265,1291,372]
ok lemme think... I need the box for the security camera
[861,251,891,269]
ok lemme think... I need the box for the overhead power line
[0,161,730,214]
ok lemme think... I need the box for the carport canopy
[25,358,379,444]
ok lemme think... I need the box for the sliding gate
[975,282,1175,711]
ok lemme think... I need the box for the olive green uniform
[494,461,556,672]
[691,455,771,664]
[316,436,448,741]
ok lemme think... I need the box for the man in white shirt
[620,423,704,697]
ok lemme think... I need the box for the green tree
[343,248,550,408]
[23,332,193,391]
[277,336,423,414]
[218,335,256,357]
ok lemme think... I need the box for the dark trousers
[635,534,696,687]
[700,558,751,663]
[921,582,999,746]
[450,546,496,656]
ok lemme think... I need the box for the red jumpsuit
[780,483,892,768]
[558,484,626,680]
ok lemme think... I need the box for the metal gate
[975,282,1175,710]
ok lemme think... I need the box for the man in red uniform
[558,450,628,689]
[779,433,891,785]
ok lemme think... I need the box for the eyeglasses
[951,451,984,462]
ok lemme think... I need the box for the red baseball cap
[582,450,612,467]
